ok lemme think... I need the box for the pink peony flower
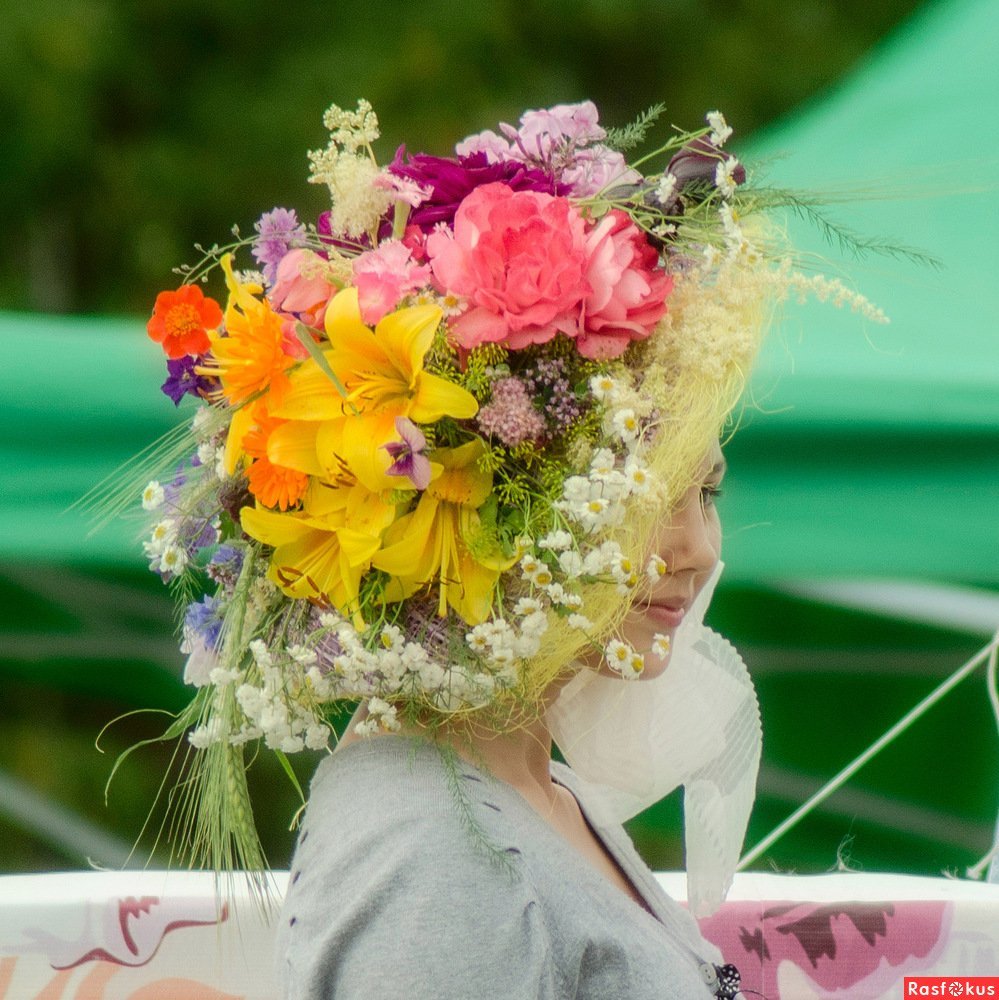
[352,240,433,326]
[426,182,590,351]
[270,248,336,329]
[578,210,673,360]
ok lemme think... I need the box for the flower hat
[124,99,883,882]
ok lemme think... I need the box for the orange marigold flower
[243,409,309,511]
[146,285,223,359]
[203,297,295,408]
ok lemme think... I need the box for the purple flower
[161,355,217,405]
[666,138,745,199]
[383,417,433,490]
[521,356,584,436]
[206,544,244,589]
[388,147,565,232]
[184,595,224,648]
[252,207,306,284]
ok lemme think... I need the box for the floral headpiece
[128,99,881,871]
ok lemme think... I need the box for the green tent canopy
[718,0,999,585]
[2,0,997,874]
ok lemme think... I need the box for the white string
[738,630,999,871]
[966,637,999,880]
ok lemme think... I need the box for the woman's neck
[340,692,564,811]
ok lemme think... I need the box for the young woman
[278,448,740,999]
[132,97,858,1000]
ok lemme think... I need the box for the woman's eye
[701,484,723,506]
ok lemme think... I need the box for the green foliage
[1,0,926,314]
[604,103,667,151]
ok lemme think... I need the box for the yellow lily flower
[268,288,478,480]
[240,479,396,622]
[372,439,514,624]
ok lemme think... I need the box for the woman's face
[614,444,725,679]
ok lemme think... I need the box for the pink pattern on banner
[15,895,227,971]
[699,899,951,999]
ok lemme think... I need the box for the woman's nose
[661,489,719,577]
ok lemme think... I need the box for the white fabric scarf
[547,562,761,916]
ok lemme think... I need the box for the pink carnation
[270,248,335,329]
[578,210,673,360]
[353,240,433,326]
[426,182,590,351]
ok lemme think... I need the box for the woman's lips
[642,601,687,629]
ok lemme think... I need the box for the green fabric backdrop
[2,0,996,874]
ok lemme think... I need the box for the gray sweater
[278,736,720,999]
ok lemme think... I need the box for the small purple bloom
[184,595,224,648]
[388,147,566,232]
[383,416,433,490]
[207,545,244,590]
[161,355,217,405]
[252,207,307,284]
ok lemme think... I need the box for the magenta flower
[388,147,563,232]
[383,417,433,490]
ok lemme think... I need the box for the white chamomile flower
[652,633,671,659]
[625,652,645,679]
[567,613,593,632]
[519,553,542,578]
[646,554,667,580]
[466,628,490,653]
[589,448,616,476]
[706,110,733,146]
[715,158,741,198]
[146,518,176,552]
[514,597,542,616]
[538,530,573,552]
[604,639,635,673]
[625,460,652,495]
[612,409,640,443]
[141,480,165,511]
[159,543,188,576]
[589,373,617,402]
[557,549,583,579]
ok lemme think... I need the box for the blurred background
[2,0,997,878]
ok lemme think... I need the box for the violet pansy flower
[383,417,433,490]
